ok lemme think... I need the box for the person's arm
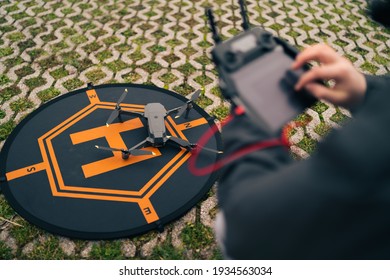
[217,45,390,259]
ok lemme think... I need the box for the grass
[173,83,195,96]
[0,86,22,103]
[0,241,13,259]
[0,196,16,219]
[211,105,229,120]
[10,98,34,113]
[25,77,46,90]
[106,61,129,72]
[330,108,351,124]
[89,241,123,260]
[314,122,332,137]
[63,78,84,91]
[85,69,107,83]
[180,222,218,259]
[0,74,11,86]
[0,120,16,141]
[151,237,185,260]
[37,87,61,103]
[25,236,68,260]
[140,61,162,74]
[10,219,43,248]
[123,72,142,83]
[160,72,178,84]
[296,134,318,154]
[50,68,69,80]
[177,63,196,76]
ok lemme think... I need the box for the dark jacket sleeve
[217,75,390,259]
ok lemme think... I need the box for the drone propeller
[175,89,201,119]
[129,149,155,156]
[106,89,128,126]
[167,137,223,154]
[95,145,123,152]
[117,88,128,105]
[167,136,192,149]
[195,144,223,154]
[95,145,155,156]
[106,110,120,126]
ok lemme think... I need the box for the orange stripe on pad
[86,89,100,104]
[138,199,159,223]
[6,162,47,181]
[176,117,208,131]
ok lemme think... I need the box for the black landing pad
[0,84,222,239]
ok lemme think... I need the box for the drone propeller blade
[106,89,128,126]
[196,145,223,154]
[168,136,192,148]
[129,149,155,156]
[190,89,201,102]
[175,89,202,119]
[106,109,120,126]
[96,145,154,156]
[175,104,188,119]
[95,145,124,152]
[117,88,128,107]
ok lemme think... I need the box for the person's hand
[292,44,367,110]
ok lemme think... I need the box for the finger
[292,44,340,70]
[305,83,346,105]
[295,64,342,91]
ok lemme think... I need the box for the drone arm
[120,110,144,118]
[128,138,149,151]
[167,136,192,150]
[166,106,183,116]
[167,136,223,154]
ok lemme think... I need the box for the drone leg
[184,103,193,119]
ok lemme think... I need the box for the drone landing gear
[183,103,194,119]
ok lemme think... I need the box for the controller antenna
[206,8,221,44]
[238,0,250,30]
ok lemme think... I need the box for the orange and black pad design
[0,84,222,239]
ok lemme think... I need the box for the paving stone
[59,237,76,257]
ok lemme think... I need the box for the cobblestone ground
[0,0,389,259]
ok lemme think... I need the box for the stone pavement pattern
[0,0,389,259]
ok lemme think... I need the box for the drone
[95,89,222,159]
